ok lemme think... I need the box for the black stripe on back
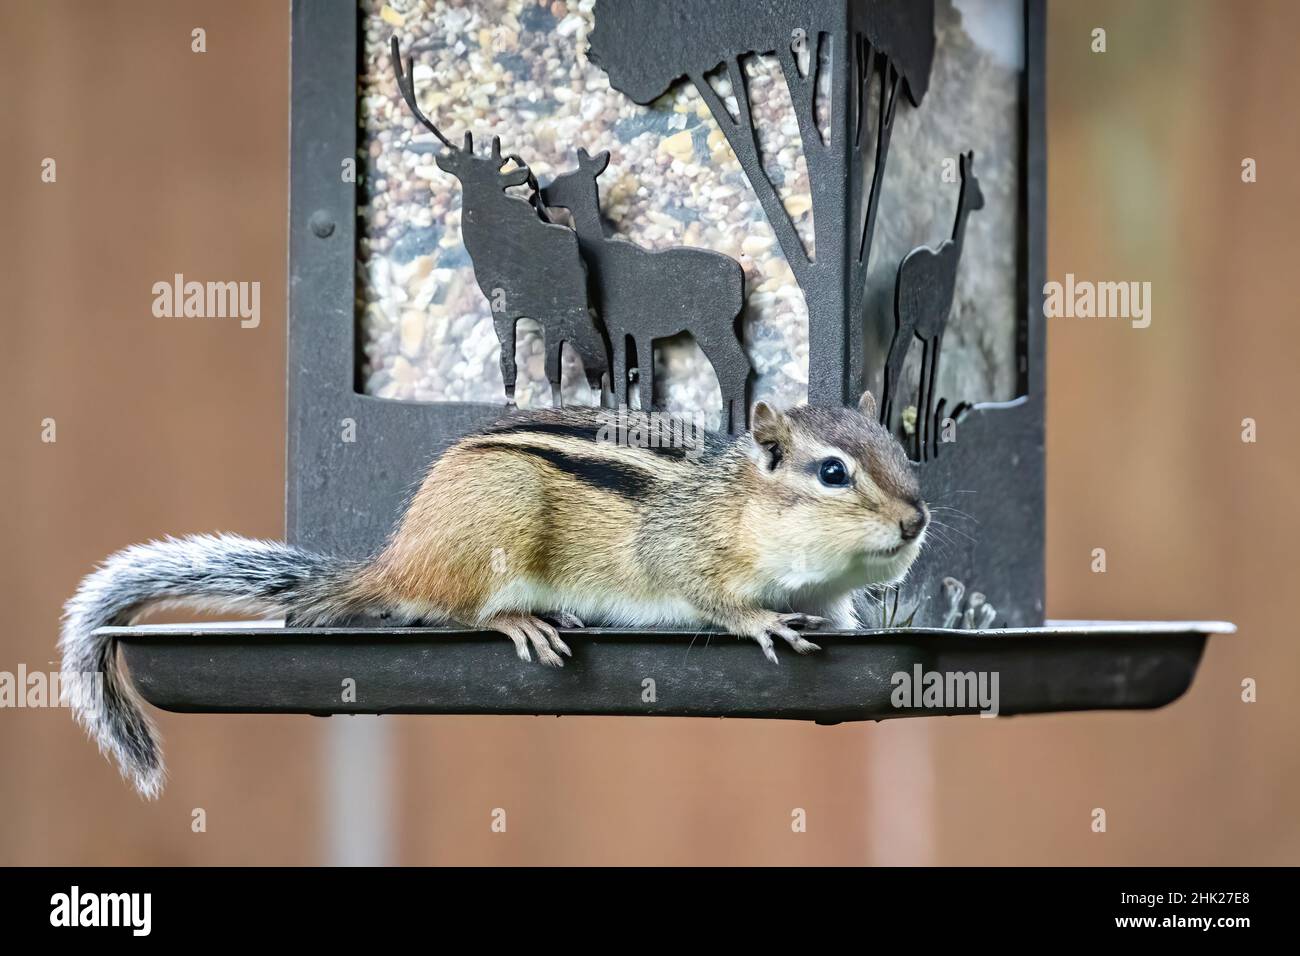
[484,420,603,443]
[471,441,657,501]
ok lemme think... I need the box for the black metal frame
[288,0,1045,628]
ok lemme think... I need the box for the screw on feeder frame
[309,210,335,238]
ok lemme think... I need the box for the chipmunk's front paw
[746,612,826,663]
[483,613,572,667]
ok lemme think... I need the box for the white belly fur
[480,577,704,628]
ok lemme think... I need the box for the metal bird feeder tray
[113,0,1232,721]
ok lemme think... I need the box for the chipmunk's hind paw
[484,613,572,667]
[746,612,826,662]
[774,612,825,653]
[774,616,826,655]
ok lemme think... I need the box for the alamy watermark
[151,273,261,328]
[50,886,151,936]
[1043,273,1151,329]
[0,665,103,715]
[891,664,999,717]
[595,406,707,459]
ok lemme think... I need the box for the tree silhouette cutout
[589,0,935,406]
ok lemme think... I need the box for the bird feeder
[114,0,1231,722]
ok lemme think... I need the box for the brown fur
[350,396,927,662]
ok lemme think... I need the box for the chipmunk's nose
[899,503,928,541]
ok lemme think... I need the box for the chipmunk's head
[747,391,928,583]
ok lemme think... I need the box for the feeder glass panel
[355,0,1023,430]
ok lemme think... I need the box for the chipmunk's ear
[749,401,791,471]
[857,389,878,419]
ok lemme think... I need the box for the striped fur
[63,399,925,797]
[361,401,925,634]
[60,534,366,798]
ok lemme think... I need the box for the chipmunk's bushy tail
[60,534,368,799]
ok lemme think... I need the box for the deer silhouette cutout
[542,148,751,433]
[881,150,984,460]
[392,39,608,405]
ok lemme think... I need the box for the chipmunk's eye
[818,457,849,487]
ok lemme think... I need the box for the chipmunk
[61,391,927,797]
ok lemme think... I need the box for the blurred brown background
[1,0,1297,865]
